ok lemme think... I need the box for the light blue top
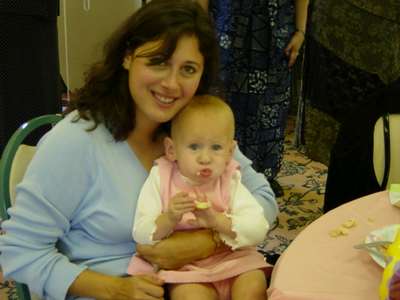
[0,111,278,300]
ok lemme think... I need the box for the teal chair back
[0,114,63,300]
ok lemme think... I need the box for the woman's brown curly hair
[65,0,219,141]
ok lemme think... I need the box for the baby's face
[172,114,235,184]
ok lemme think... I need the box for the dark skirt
[210,0,295,179]
[301,37,386,166]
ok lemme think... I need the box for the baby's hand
[193,190,211,210]
[189,190,218,229]
[191,208,218,229]
[167,192,196,223]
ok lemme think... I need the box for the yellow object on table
[380,227,400,299]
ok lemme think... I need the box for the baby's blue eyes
[189,144,199,150]
[211,144,222,151]
[188,144,223,151]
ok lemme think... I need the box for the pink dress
[127,157,271,299]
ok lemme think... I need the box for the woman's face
[123,35,204,127]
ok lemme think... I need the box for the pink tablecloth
[268,191,399,300]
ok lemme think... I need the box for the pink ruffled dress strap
[218,159,240,211]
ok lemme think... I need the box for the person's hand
[284,31,305,68]
[111,274,164,300]
[167,192,196,223]
[68,270,164,300]
[188,191,217,228]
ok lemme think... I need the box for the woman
[206,0,309,194]
[0,1,278,299]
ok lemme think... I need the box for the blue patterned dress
[210,0,295,179]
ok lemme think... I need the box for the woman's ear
[164,137,177,161]
[122,54,132,70]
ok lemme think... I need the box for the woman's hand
[68,269,164,300]
[137,229,217,269]
[111,275,164,300]
[284,31,305,68]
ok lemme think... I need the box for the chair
[373,114,400,189]
[0,114,62,300]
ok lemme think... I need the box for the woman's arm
[295,0,309,35]
[233,147,279,226]
[0,119,95,299]
[0,118,164,300]
[136,229,222,270]
[284,0,309,67]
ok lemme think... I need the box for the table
[267,191,399,300]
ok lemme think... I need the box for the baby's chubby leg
[169,282,218,300]
[232,269,268,300]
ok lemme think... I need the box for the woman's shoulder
[41,110,112,147]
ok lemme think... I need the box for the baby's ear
[229,140,237,156]
[164,137,176,161]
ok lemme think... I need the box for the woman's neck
[130,110,161,144]
[127,123,165,171]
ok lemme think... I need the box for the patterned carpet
[259,119,327,256]
[0,118,327,299]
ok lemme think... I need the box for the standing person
[0,1,278,300]
[300,0,400,166]
[205,0,309,195]
[128,95,271,300]
[0,0,62,153]
[297,0,400,211]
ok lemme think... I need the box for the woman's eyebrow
[185,61,202,67]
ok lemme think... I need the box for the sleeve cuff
[219,213,269,250]
[43,257,87,300]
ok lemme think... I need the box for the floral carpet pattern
[259,124,327,256]
[0,119,328,299]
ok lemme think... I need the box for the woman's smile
[152,91,177,106]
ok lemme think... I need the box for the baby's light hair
[171,95,235,139]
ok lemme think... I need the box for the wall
[58,0,142,91]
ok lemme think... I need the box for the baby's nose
[198,151,211,164]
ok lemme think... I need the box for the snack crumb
[329,219,357,237]
[342,219,357,228]
[329,227,348,237]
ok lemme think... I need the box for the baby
[128,95,272,300]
